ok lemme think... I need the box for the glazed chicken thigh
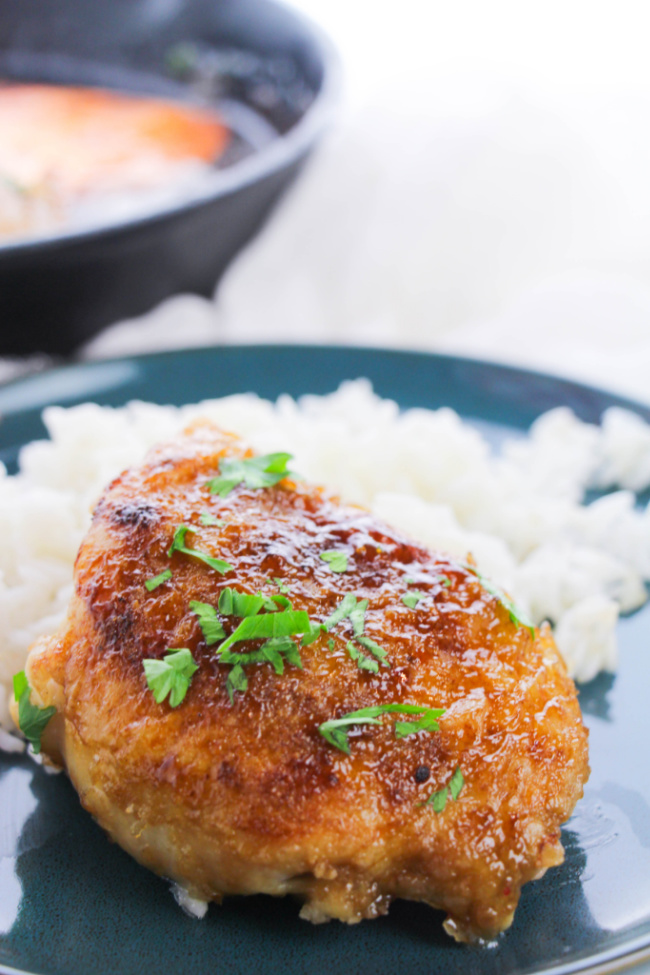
[20,423,589,942]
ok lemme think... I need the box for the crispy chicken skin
[19,424,589,942]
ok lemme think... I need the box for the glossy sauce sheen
[27,423,590,942]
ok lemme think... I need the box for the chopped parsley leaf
[320,594,388,669]
[346,641,379,674]
[13,671,56,754]
[348,598,368,637]
[301,621,327,646]
[394,707,445,738]
[145,569,172,592]
[221,636,303,699]
[323,593,368,636]
[168,525,233,575]
[425,766,464,812]
[327,638,335,651]
[143,648,198,708]
[269,577,290,594]
[214,591,308,699]
[218,588,291,618]
[357,634,389,665]
[218,587,264,618]
[190,601,226,645]
[440,576,452,588]
[401,590,426,609]
[199,511,225,527]
[320,550,349,573]
[449,766,465,800]
[262,593,293,612]
[262,636,303,672]
[464,563,535,638]
[323,593,358,630]
[217,587,235,615]
[206,452,296,497]
[428,787,449,813]
[221,636,303,675]
[259,594,279,613]
[217,609,311,655]
[226,663,247,702]
[319,703,446,755]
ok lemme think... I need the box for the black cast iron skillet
[0,0,338,355]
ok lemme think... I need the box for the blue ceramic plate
[1,345,650,975]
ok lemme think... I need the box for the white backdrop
[7,1,650,404]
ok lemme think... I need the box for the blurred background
[3,0,650,403]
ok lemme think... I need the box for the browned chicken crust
[22,423,589,942]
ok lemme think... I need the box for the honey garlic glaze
[24,422,589,943]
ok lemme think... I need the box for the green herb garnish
[265,593,292,611]
[346,642,379,674]
[199,512,225,527]
[221,636,303,675]
[143,648,198,708]
[270,577,290,594]
[348,598,368,637]
[190,601,226,645]
[356,634,389,665]
[449,766,464,799]
[217,587,289,618]
[221,636,304,700]
[218,587,264,618]
[394,708,445,738]
[464,563,535,638]
[145,569,172,592]
[316,593,388,668]
[323,593,368,636]
[225,664,248,702]
[319,703,446,755]
[320,550,349,573]
[440,576,452,588]
[301,594,367,645]
[401,590,426,609]
[217,609,311,655]
[13,671,56,754]
[424,766,464,812]
[206,452,296,498]
[428,787,449,812]
[168,525,233,575]
[301,621,326,646]
[214,590,306,698]
[323,593,358,630]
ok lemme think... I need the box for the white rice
[1,379,649,738]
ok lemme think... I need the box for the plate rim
[0,342,648,420]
